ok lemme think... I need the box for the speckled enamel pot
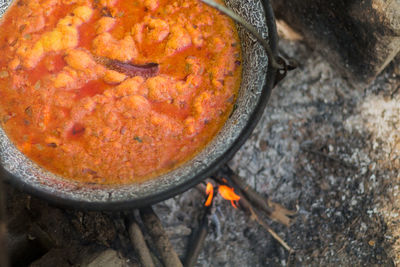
[0,0,277,210]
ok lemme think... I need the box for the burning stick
[139,207,183,267]
[220,165,295,226]
[127,218,155,267]
[212,176,294,253]
[184,183,214,267]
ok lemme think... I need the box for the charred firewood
[183,215,208,267]
[183,186,214,267]
[127,218,155,267]
[139,206,183,267]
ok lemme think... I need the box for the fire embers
[204,182,214,207]
[218,185,241,208]
[204,181,240,208]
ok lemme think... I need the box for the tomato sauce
[0,0,241,184]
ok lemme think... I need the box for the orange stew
[0,0,241,184]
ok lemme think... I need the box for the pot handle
[273,56,297,87]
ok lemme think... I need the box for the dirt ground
[225,39,400,266]
[3,28,400,267]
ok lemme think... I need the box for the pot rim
[1,0,278,210]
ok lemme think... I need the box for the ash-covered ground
[4,36,399,266]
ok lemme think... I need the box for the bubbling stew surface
[0,0,241,184]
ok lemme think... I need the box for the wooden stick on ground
[300,146,355,169]
[240,196,293,253]
[391,85,400,99]
[139,207,183,267]
[0,177,9,267]
[128,218,155,267]
[221,165,296,227]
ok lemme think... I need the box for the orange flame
[204,182,214,206]
[218,185,240,208]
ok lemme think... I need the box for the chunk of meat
[120,95,151,115]
[185,24,204,47]
[165,2,179,14]
[17,6,93,69]
[103,69,127,84]
[150,112,183,135]
[165,26,192,56]
[208,36,225,53]
[184,116,197,135]
[57,16,84,28]
[64,49,96,72]
[8,58,20,70]
[19,42,44,69]
[96,17,116,34]
[21,15,45,34]
[42,5,93,50]
[40,30,65,51]
[193,91,212,116]
[194,12,213,27]
[185,74,202,89]
[58,25,80,48]
[53,70,76,89]
[142,0,159,11]
[132,23,145,43]
[146,76,178,102]
[184,91,216,136]
[132,17,169,44]
[106,76,145,97]
[57,6,93,28]
[92,33,138,62]
[185,56,204,75]
[72,6,93,22]
[144,17,169,42]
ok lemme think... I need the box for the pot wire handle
[274,56,297,86]
[199,0,296,84]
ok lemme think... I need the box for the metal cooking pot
[0,0,278,210]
